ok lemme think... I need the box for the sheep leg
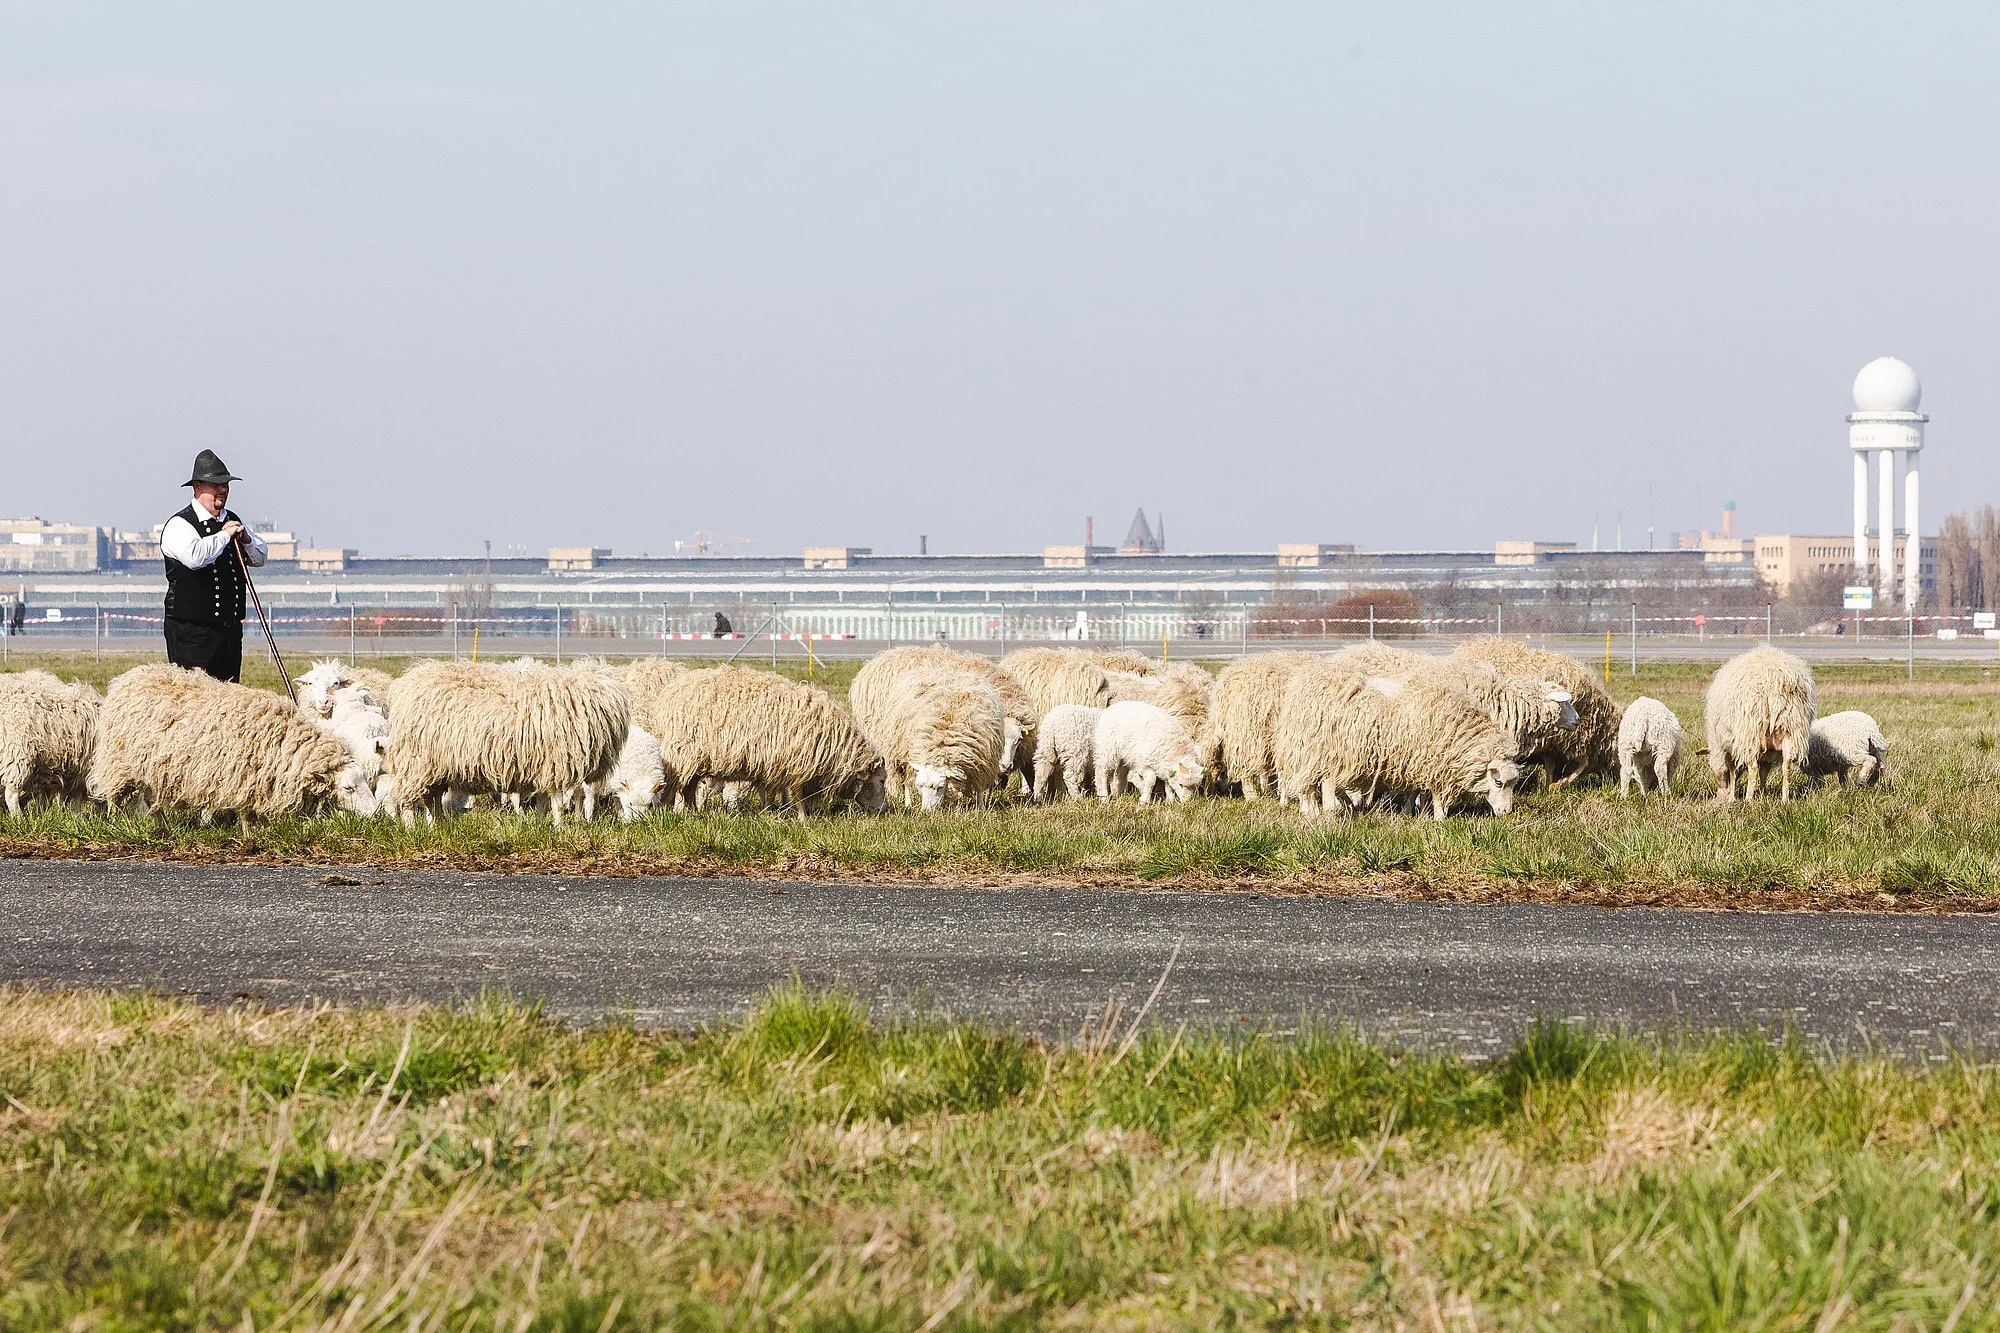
[3,786,19,817]
[1653,757,1671,795]
[1297,785,1319,816]
[1618,762,1633,798]
[1431,792,1448,821]
[1780,755,1792,802]
[1242,772,1265,801]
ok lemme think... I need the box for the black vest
[163,504,247,625]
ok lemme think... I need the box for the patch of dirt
[3,834,1995,915]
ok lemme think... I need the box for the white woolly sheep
[1804,710,1888,788]
[89,664,376,821]
[1336,644,1576,758]
[1093,700,1203,803]
[852,646,1038,791]
[1704,645,1815,801]
[649,665,886,815]
[382,660,628,824]
[1031,703,1103,801]
[1208,652,1317,799]
[554,724,668,821]
[318,685,390,785]
[870,664,1007,810]
[296,660,391,721]
[1275,659,1522,819]
[1453,638,1620,785]
[0,671,100,813]
[1000,648,1114,715]
[1616,696,1684,797]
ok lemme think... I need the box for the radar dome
[1852,357,1922,413]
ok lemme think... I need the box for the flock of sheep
[0,638,1889,825]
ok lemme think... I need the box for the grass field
[7,982,2000,1328]
[7,651,2000,908]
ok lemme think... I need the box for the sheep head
[911,764,953,812]
[1167,756,1205,803]
[333,763,380,818]
[1542,683,1578,729]
[853,765,888,814]
[616,775,665,821]
[1483,757,1523,815]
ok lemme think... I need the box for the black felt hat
[182,449,240,487]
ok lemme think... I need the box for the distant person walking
[713,611,732,637]
[161,450,267,682]
[7,597,22,637]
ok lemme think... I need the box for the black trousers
[165,618,244,683]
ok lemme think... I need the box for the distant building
[1756,533,1935,597]
[1119,509,1163,555]
[1,518,109,572]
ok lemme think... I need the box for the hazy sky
[4,3,1996,558]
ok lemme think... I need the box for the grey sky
[3,3,1995,558]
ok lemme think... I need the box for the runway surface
[3,860,1995,1053]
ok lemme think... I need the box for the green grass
[5,984,2000,1327]
[9,653,2000,905]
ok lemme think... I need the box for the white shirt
[162,504,267,570]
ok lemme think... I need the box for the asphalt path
[3,860,1997,1054]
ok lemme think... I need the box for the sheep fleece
[387,660,628,802]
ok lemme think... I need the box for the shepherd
[161,449,267,682]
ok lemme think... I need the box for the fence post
[662,608,668,657]
[95,603,102,661]
[452,612,458,661]
[1630,602,1637,676]
[1766,603,1772,644]
[1368,605,1375,641]
[555,604,563,664]
[349,606,356,666]
[1495,603,1502,637]
[1908,608,1915,680]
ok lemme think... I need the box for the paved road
[3,861,1997,1054]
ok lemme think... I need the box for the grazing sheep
[1093,700,1203,803]
[88,664,376,821]
[1337,644,1576,756]
[852,646,1038,789]
[1804,710,1888,787]
[318,684,390,785]
[1032,703,1103,801]
[872,664,1007,810]
[649,665,886,815]
[1275,658,1522,819]
[1704,645,1815,801]
[0,672,99,813]
[349,667,394,713]
[1452,638,1620,785]
[556,724,668,821]
[383,660,628,824]
[1000,648,1114,714]
[1617,697,1684,797]
[1208,652,1317,799]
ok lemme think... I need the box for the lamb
[1093,700,1203,803]
[1207,652,1317,799]
[556,724,668,821]
[318,685,390,785]
[1275,657,1523,819]
[872,664,1007,810]
[1031,703,1103,801]
[382,660,628,824]
[1616,697,1684,797]
[1000,648,1114,714]
[296,660,392,721]
[0,671,100,814]
[1452,638,1620,785]
[88,664,376,821]
[648,665,886,814]
[1704,645,1815,801]
[1804,710,1888,787]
